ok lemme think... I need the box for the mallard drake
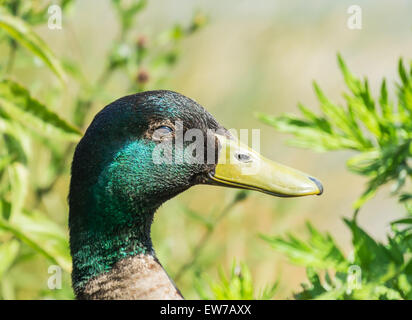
[69,90,323,300]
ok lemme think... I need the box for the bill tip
[309,177,323,195]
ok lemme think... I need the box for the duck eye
[153,125,173,140]
[157,125,173,134]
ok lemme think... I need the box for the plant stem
[6,40,17,73]
[174,191,248,282]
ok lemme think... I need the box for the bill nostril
[235,152,252,163]
[309,177,323,195]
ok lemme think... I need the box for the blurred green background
[1,0,411,299]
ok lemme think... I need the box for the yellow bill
[208,134,323,197]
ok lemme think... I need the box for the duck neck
[70,204,181,299]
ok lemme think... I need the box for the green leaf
[195,261,274,300]
[398,59,409,86]
[0,154,14,172]
[344,218,393,277]
[260,223,348,272]
[391,218,412,226]
[0,11,66,82]
[257,112,355,152]
[379,79,391,116]
[8,163,28,220]
[297,103,332,133]
[294,267,328,299]
[210,263,254,299]
[0,80,81,140]
[0,205,71,273]
[346,150,380,175]
[112,0,147,31]
[337,53,362,95]
[3,133,27,164]
[0,240,19,279]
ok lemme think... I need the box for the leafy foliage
[258,54,412,208]
[260,222,348,273]
[259,55,412,300]
[0,10,67,82]
[195,261,278,300]
[0,79,81,140]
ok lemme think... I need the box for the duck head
[69,90,322,299]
